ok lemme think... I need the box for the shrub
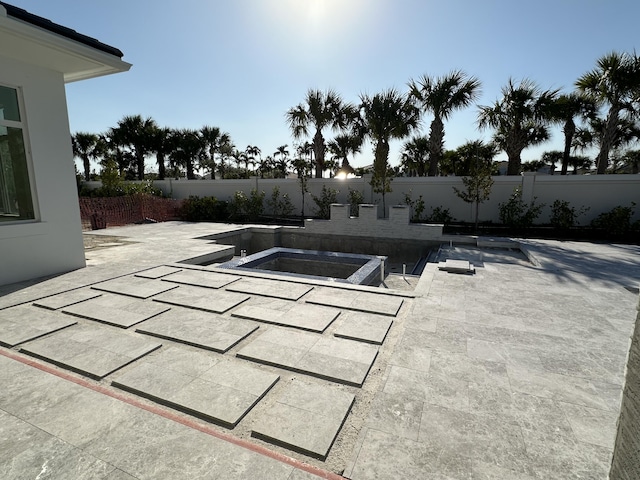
[550,200,589,229]
[347,188,365,217]
[402,190,426,222]
[498,187,544,229]
[311,185,338,219]
[179,196,228,222]
[591,203,636,236]
[228,189,265,221]
[426,206,454,225]
[267,186,294,217]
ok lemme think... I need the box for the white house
[0,3,130,286]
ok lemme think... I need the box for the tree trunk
[157,153,166,180]
[428,117,444,176]
[136,151,145,180]
[313,130,325,179]
[506,151,522,176]
[186,159,195,180]
[597,106,620,174]
[561,119,575,175]
[82,156,91,181]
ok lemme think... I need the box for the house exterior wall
[0,55,85,286]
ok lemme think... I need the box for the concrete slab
[226,277,313,300]
[134,266,182,279]
[20,324,161,379]
[305,287,404,317]
[0,305,77,347]
[92,276,179,299]
[61,294,170,328]
[161,269,240,289]
[438,259,475,274]
[113,348,279,428]
[0,356,297,480]
[333,311,393,344]
[152,285,250,313]
[237,328,378,387]
[232,303,339,332]
[32,289,103,310]
[251,379,354,460]
[136,308,258,353]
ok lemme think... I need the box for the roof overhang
[0,4,131,83]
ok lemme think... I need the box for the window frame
[0,82,38,224]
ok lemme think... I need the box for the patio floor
[0,222,638,479]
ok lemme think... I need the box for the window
[0,85,35,222]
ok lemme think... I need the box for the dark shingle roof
[1,2,124,58]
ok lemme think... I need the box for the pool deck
[1,222,639,479]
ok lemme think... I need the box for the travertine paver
[304,287,404,317]
[152,285,250,313]
[32,289,102,310]
[0,305,77,347]
[134,266,182,279]
[136,308,258,352]
[92,276,178,299]
[333,311,393,344]
[160,269,240,289]
[225,277,313,301]
[61,294,170,328]
[112,347,279,428]
[237,328,378,386]
[20,324,161,379]
[251,379,354,459]
[232,303,339,332]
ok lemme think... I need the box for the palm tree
[576,51,640,174]
[199,126,232,179]
[113,115,158,180]
[360,89,420,214]
[574,116,640,172]
[148,126,174,180]
[102,128,133,178]
[409,71,481,176]
[273,144,290,178]
[71,132,99,181]
[286,89,355,178]
[170,129,204,179]
[257,155,273,179]
[548,93,597,175]
[401,136,430,176]
[478,78,559,175]
[245,145,261,176]
[327,133,362,176]
[619,149,640,174]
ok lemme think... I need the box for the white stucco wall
[0,55,86,286]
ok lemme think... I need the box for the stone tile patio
[0,223,638,480]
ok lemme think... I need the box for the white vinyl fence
[84,173,640,224]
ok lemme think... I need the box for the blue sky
[10,0,640,170]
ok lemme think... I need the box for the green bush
[591,203,636,236]
[179,196,228,222]
[498,187,544,228]
[347,188,364,217]
[267,186,294,217]
[426,206,454,225]
[402,190,426,222]
[550,200,589,229]
[228,189,265,221]
[311,185,338,219]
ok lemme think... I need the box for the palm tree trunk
[313,130,325,179]
[428,117,444,176]
[596,107,620,174]
[82,156,91,181]
[561,119,575,175]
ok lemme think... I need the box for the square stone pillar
[359,204,378,221]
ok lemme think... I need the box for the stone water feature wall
[610,291,640,479]
[303,204,443,241]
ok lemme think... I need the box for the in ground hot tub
[217,247,385,285]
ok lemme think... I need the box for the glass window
[0,85,35,222]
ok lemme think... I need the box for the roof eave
[0,6,131,83]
